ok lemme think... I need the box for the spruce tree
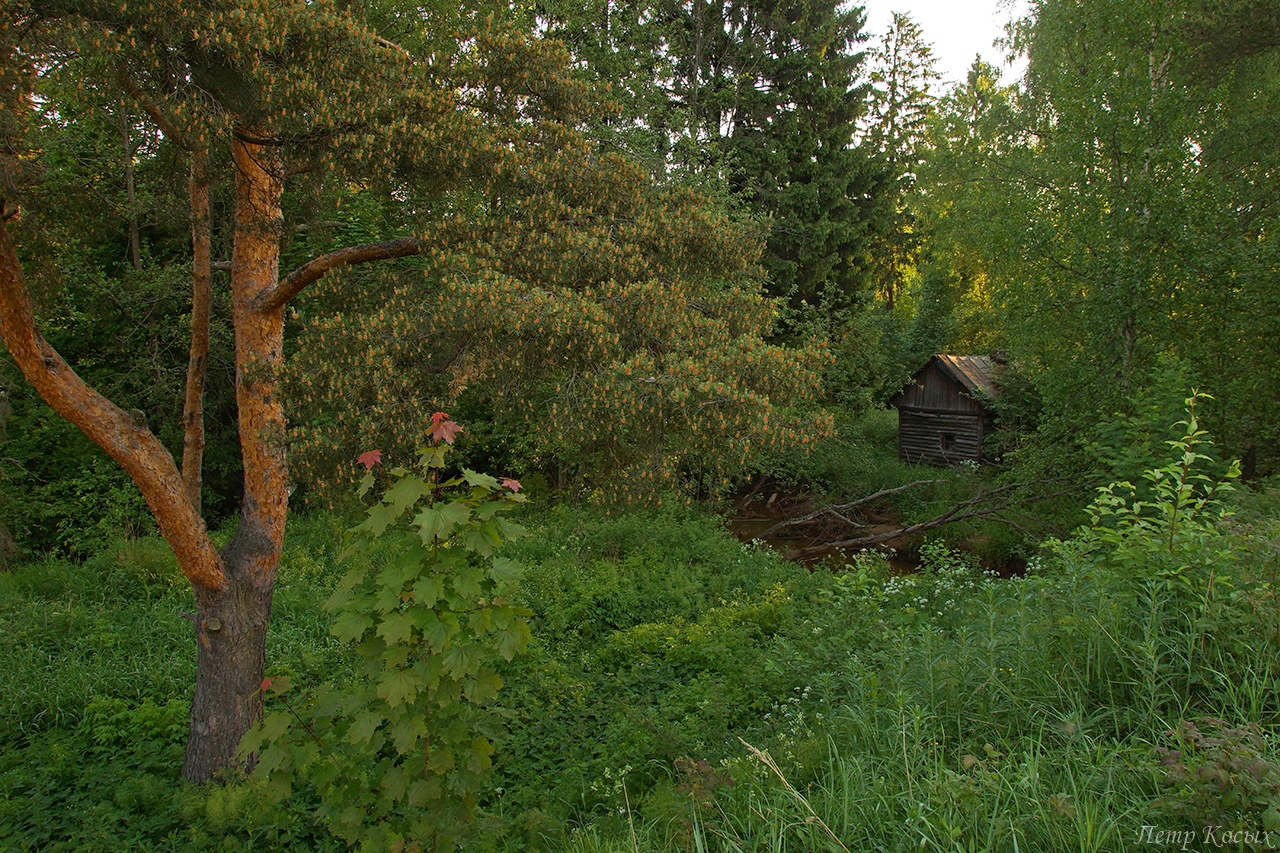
[541,0,893,311]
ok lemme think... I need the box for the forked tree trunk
[182,134,287,782]
[0,213,225,591]
[0,135,287,783]
[4,128,418,783]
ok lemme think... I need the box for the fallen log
[784,481,1075,561]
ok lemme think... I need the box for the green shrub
[247,421,532,851]
[1,401,1277,852]
[0,696,340,852]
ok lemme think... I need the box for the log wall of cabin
[898,409,984,465]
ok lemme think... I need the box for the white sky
[862,0,1031,88]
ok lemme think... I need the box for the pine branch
[260,237,425,310]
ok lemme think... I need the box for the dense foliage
[244,419,532,850]
[2,0,1279,843]
[285,146,833,504]
[921,0,1280,472]
[539,0,894,310]
[1,418,1276,850]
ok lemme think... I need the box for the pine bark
[181,156,211,515]
[181,555,275,781]
[0,211,225,592]
[3,129,415,782]
[181,134,287,782]
[0,135,290,783]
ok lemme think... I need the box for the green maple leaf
[465,737,494,774]
[414,501,471,543]
[377,670,420,708]
[462,468,500,489]
[495,518,527,540]
[488,556,523,586]
[377,611,415,646]
[468,607,492,632]
[464,670,503,703]
[383,476,432,518]
[412,575,443,607]
[332,611,373,643]
[378,763,412,801]
[442,643,481,678]
[421,611,452,651]
[494,624,531,661]
[451,564,485,598]
[361,502,399,536]
[377,553,422,592]
[259,711,291,742]
[348,710,384,745]
[389,713,428,755]
[418,445,449,470]
[463,521,501,557]
[473,499,507,520]
[373,582,403,614]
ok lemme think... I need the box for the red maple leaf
[357,449,382,470]
[501,478,522,492]
[429,412,463,445]
[260,677,274,692]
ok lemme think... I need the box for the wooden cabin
[890,355,999,466]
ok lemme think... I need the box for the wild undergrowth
[0,404,1277,851]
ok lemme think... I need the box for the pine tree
[865,12,938,310]
[0,0,578,782]
[722,0,889,310]
[0,0,835,782]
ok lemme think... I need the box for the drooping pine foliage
[286,129,833,504]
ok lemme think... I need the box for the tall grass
[0,512,351,744]
[561,427,1279,852]
[0,456,1276,851]
[558,531,1276,851]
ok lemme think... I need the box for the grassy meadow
[1,429,1278,852]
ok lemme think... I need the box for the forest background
[0,0,1278,849]
[3,0,1278,552]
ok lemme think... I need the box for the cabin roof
[933,354,999,400]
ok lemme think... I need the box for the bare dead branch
[758,478,942,540]
[375,35,411,57]
[786,483,1074,561]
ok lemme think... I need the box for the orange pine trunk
[0,215,225,593]
[181,135,288,782]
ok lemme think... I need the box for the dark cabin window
[940,433,957,452]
